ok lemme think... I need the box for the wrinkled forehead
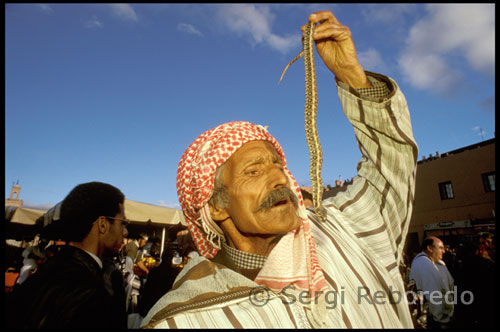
[214,123,283,159]
[225,140,284,168]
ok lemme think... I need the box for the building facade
[405,138,495,256]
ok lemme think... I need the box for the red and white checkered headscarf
[176,121,329,324]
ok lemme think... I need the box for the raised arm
[310,10,418,262]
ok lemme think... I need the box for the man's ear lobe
[96,216,109,234]
[208,203,230,222]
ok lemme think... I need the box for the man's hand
[134,260,149,277]
[303,10,370,89]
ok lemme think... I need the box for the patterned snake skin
[279,21,327,221]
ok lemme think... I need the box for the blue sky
[5,4,495,210]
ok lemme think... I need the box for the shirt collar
[222,242,267,270]
[83,249,103,269]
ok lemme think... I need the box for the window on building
[438,181,454,200]
[482,172,495,192]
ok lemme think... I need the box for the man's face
[428,238,445,263]
[103,203,128,255]
[139,238,148,248]
[218,140,301,235]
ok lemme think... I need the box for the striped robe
[142,72,418,328]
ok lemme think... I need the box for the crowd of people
[3,9,495,329]
[5,225,495,329]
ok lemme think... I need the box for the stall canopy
[34,199,185,226]
[6,200,187,261]
[5,206,47,240]
[5,206,46,226]
[123,199,186,226]
[5,199,186,238]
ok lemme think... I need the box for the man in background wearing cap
[5,182,129,329]
[142,10,418,328]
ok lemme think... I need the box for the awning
[5,206,47,240]
[5,206,46,226]
[123,199,185,226]
[38,199,185,226]
[6,199,185,235]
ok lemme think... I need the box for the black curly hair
[59,181,125,242]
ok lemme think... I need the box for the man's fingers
[301,10,340,30]
[302,11,348,41]
[313,24,351,42]
[309,10,341,25]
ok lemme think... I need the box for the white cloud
[398,4,495,93]
[357,48,387,73]
[398,52,463,93]
[217,4,299,53]
[177,23,203,37]
[361,4,416,26]
[472,126,487,138]
[82,14,103,29]
[157,200,181,209]
[35,4,53,13]
[108,4,138,22]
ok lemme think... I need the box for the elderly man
[6,182,129,329]
[142,10,417,328]
[410,237,455,328]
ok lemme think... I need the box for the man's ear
[208,203,230,222]
[96,216,110,234]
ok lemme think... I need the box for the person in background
[442,244,458,278]
[137,243,182,318]
[5,181,129,329]
[183,245,200,265]
[102,255,128,326]
[478,232,494,262]
[460,232,495,328]
[122,233,149,315]
[124,233,150,277]
[16,236,48,285]
[409,237,455,329]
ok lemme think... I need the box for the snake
[279,21,327,222]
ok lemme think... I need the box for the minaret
[5,180,23,208]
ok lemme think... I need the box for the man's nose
[269,164,288,189]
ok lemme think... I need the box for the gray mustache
[258,187,298,211]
